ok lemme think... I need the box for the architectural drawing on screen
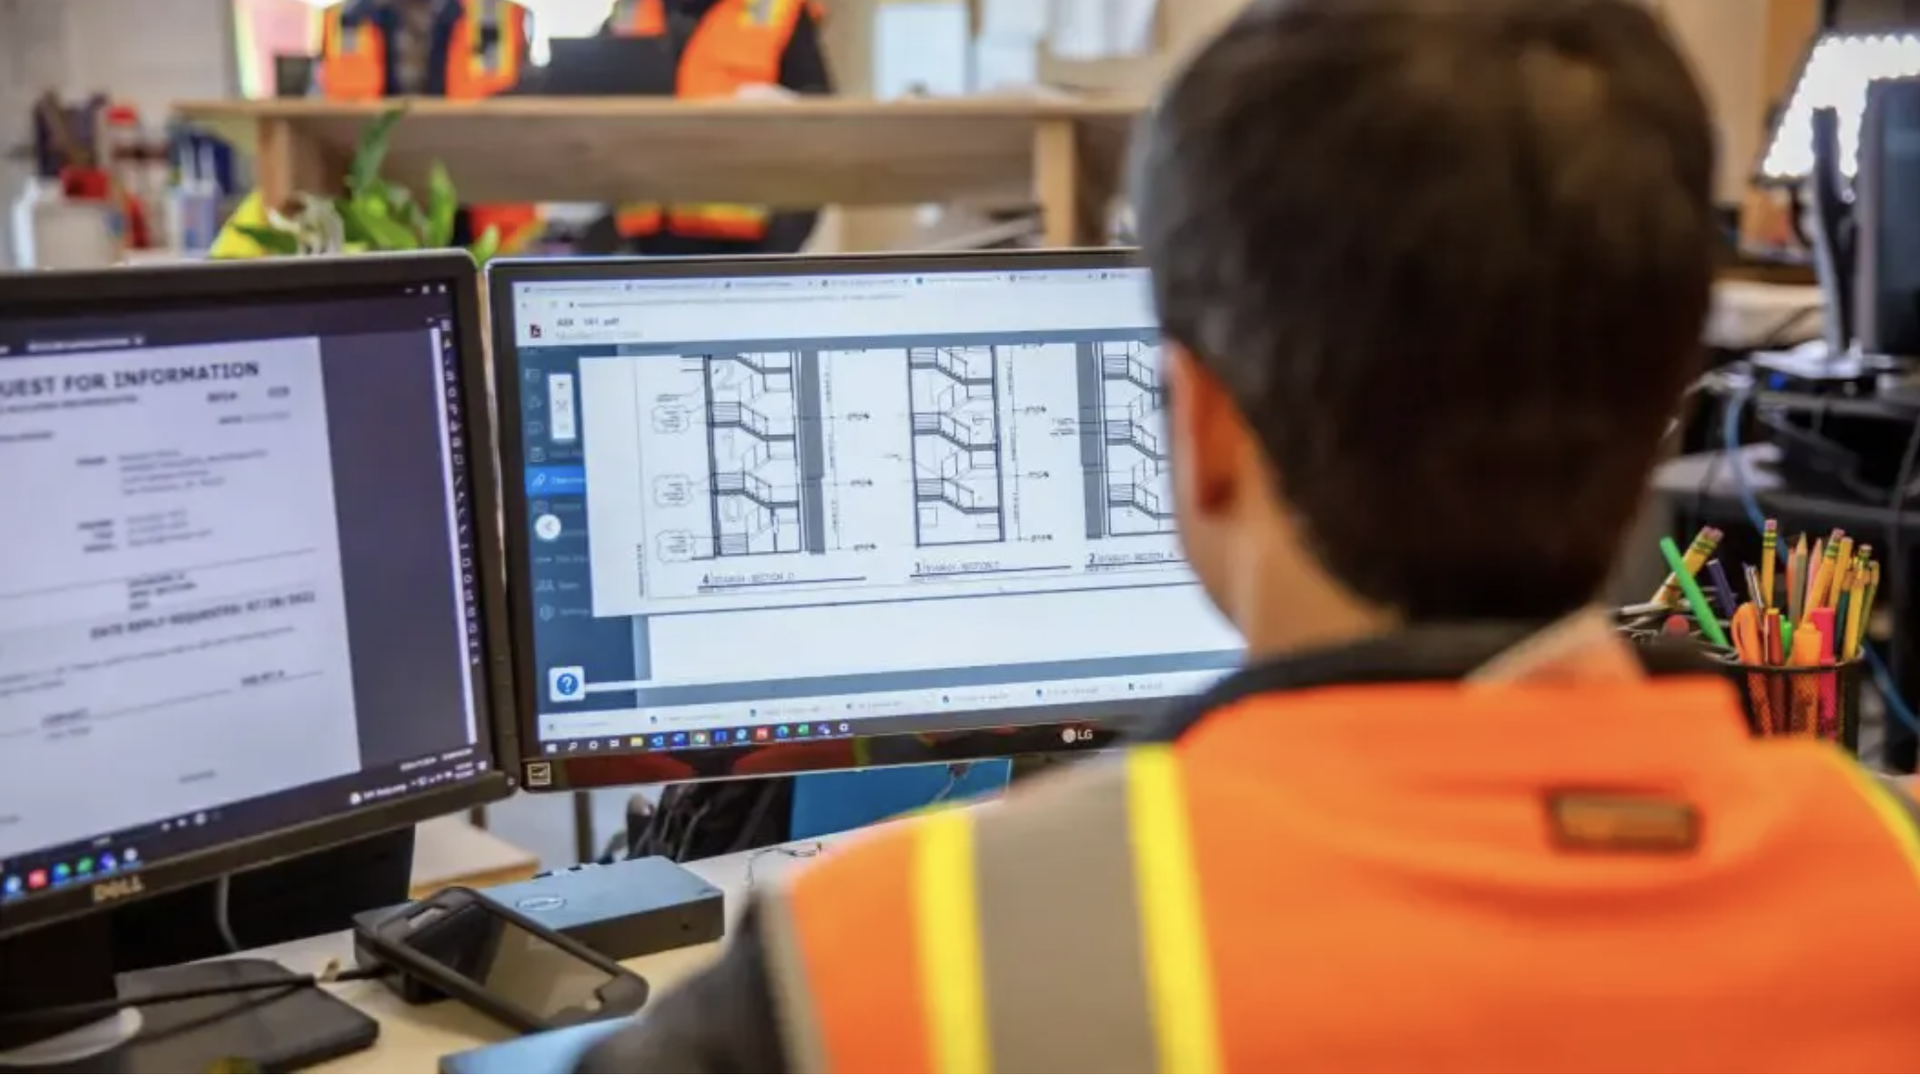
[701,351,828,558]
[1091,340,1174,537]
[907,346,1007,547]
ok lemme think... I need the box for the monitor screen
[0,270,494,910]
[496,255,1241,785]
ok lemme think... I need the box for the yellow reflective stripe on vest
[763,754,1221,1072]
[1127,746,1223,1073]
[1842,757,1920,887]
[914,808,989,1072]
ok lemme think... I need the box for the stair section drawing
[701,352,827,558]
[1079,340,1174,538]
[907,346,1007,547]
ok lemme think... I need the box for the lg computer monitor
[487,250,1242,791]
[0,253,516,959]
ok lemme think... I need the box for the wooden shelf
[173,96,1144,245]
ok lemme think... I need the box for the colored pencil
[1829,535,1855,607]
[1652,526,1720,607]
[1706,560,1738,619]
[1659,537,1728,648]
[1787,536,1808,625]
[1804,545,1838,628]
[1761,519,1778,608]
[1844,570,1868,661]
[1864,561,1882,639]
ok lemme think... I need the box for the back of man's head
[1135,0,1715,625]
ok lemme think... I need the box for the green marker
[1660,536,1729,648]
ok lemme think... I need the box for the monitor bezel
[486,248,1212,793]
[0,252,521,942]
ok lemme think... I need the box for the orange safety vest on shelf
[316,0,540,251]
[757,675,1920,1072]
[608,0,817,242]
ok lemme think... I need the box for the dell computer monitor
[487,250,1243,791]
[0,253,516,1053]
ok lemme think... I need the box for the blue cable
[1719,380,1920,736]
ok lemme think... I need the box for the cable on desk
[0,960,381,1028]
[1719,377,1920,738]
[213,874,242,954]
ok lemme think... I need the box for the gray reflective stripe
[759,887,829,1074]
[972,763,1159,1073]
[1870,772,1920,836]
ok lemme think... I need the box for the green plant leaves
[426,163,458,248]
[346,106,407,195]
[341,197,420,250]
[234,224,300,255]
[230,104,483,259]
[468,225,501,265]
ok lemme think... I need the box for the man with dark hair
[580,0,1920,1070]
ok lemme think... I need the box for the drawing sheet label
[0,340,362,856]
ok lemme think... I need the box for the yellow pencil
[1761,519,1778,609]
[1844,569,1869,661]
[1807,537,1826,609]
[1652,526,1720,606]
[1829,536,1855,606]
[1863,561,1882,641]
[1804,544,1838,627]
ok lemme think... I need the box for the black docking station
[352,855,726,1005]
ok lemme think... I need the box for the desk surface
[261,835,842,1074]
[171,96,1142,206]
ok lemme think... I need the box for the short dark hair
[1134,0,1716,621]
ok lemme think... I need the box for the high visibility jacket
[754,675,1920,1072]
[607,0,816,242]
[315,0,540,251]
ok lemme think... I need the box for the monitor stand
[0,913,378,1073]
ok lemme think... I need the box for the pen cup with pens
[1723,654,1863,748]
[1627,521,1877,751]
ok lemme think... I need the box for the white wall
[1654,0,1772,204]
[0,0,238,266]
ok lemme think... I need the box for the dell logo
[92,876,145,903]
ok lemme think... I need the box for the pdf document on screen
[0,339,362,855]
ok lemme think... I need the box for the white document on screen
[0,339,361,857]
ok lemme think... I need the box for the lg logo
[1059,727,1096,745]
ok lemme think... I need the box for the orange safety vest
[758,675,1920,1071]
[316,0,540,251]
[608,0,816,242]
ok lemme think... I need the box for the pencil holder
[1720,657,1864,750]
[1613,608,1864,753]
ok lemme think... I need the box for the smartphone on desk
[363,886,650,1033]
